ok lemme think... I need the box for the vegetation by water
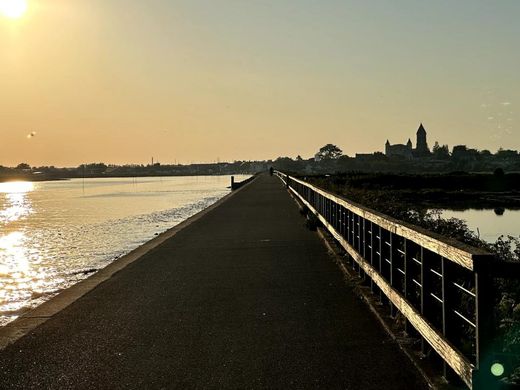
[0,162,262,183]
[305,171,520,211]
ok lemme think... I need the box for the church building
[385,123,431,159]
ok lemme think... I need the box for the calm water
[439,209,520,243]
[0,175,249,326]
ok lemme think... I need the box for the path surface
[0,174,428,389]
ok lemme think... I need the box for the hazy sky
[1,0,518,166]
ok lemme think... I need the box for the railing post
[403,238,412,334]
[352,211,356,246]
[369,221,375,293]
[345,210,351,243]
[389,231,397,318]
[420,247,430,356]
[339,206,343,237]
[473,260,497,390]
[330,202,336,229]
[361,218,366,282]
[441,257,458,381]
[231,176,235,190]
[378,225,383,303]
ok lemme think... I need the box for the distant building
[452,145,478,162]
[385,123,431,159]
[385,139,413,160]
[414,123,430,157]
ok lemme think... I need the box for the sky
[0,0,519,166]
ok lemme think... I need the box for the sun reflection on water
[0,181,34,225]
[0,230,51,324]
[0,182,43,324]
[0,181,34,194]
[0,231,30,271]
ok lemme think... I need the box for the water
[0,175,249,326]
[439,209,520,243]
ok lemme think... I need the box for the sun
[0,0,28,19]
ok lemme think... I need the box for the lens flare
[491,362,505,377]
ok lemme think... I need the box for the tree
[452,145,467,160]
[315,144,343,161]
[496,149,518,159]
[273,156,295,171]
[432,142,450,160]
[16,163,31,170]
[77,163,108,175]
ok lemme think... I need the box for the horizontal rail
[454,310,477,328]
[285,174,489,271]
[454,282,476,298]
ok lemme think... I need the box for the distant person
[269,167,274,176]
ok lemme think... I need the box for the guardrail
[275,171,519,390]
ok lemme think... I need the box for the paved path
[0,174,428,389]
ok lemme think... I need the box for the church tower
[415,123,429,155]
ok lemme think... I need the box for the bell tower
[416,123,429,155]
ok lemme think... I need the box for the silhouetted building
[452,145,478,162]
[385,139,413,160]
[414,123,430,157]
[385,123,431,159]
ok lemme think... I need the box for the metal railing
[275,171,518,389]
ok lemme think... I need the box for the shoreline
[0,172,255,184]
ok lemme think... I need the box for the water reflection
[440,208,520,243]
[494,207,505,216]
[0,181,34,194]
[0,230,50,324]
[0,182,41,324]
[0,181,34,225]
[0,231,31,272]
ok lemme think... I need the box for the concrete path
[0,174,428,389]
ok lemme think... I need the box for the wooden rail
[275,171,518,390]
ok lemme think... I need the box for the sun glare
[0,181,34,194]
[0,0,27,19]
